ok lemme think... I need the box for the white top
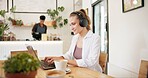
[63,30,102,72]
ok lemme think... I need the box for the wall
[3,0,74,53]
[82,0,93,29]
[82,0,148,77]
[108,0,148,77]
[75,0,82,11]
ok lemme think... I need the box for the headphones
[72,12,88,27]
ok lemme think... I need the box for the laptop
[26,45,55,70]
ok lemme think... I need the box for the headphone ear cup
[79,18,88,27]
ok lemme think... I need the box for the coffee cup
[46,70,65,78]
[54,60,68,72]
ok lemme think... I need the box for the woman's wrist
[60,56,65,59]
[67,60,78,66]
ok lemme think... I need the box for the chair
[138,60,148,78]
[99,52,108,73]
[11,50,37,58]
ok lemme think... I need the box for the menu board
[12,0,56,13]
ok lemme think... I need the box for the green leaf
[64,19,68,25]
[56,16,62,22]
[3,53,40,73]
[0,10,6,17]
[10,6,16,13]
[59,22,63,28]
[58,6,65,12]
[0,30,2,36]
[53,24,57,29]
[47,6,67,29]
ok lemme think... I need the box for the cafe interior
[0,0,148,78]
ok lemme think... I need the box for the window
[92,0,108,53]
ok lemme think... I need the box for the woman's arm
[67,60,78,66]
[44,56,78,66]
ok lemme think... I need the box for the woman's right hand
[44,57,54,65]
[44,56,64,65]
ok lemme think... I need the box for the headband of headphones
[71,11,88,27]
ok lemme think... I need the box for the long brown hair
[70,9,91,30]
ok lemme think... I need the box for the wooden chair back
[138,60,148,78]
[99,52,108,73]
[11,50,37,58]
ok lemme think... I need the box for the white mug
[54,60,68,72]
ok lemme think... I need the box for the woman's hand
[44,56,64,65]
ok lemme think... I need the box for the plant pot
[0,36,3,41]
[45,21,56,27]
[51,20,56,26]
[11,19,16,25]
[5,71,37,78]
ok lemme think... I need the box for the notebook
[26,45,55,70]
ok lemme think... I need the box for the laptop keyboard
[40,60,55,70]
[26,45,55,70]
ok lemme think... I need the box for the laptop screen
[26,45,56,70]
[26,45,41,62]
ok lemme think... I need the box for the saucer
[65,68,71,74]
[52,68,71,74]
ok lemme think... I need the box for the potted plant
[0,10,9,41]
[8,6,24,26]
[47,6,68,29]
[0,23,9,40]
[8,17,24,26]
[3,53,40,78]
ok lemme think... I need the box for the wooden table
[0,60,112,78]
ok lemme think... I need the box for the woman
[44,9,102,72]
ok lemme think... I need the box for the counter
[0,41,63,60]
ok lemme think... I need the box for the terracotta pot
[11,20,16,25]
[5,71,37,78]
[51,20,56,26]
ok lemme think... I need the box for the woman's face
[69,16,83,35]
